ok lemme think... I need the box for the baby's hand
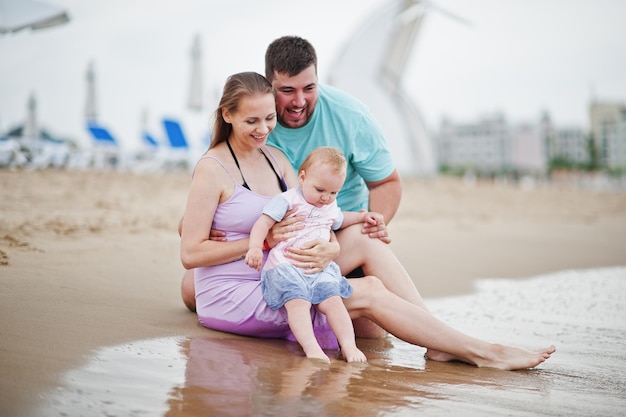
[245,248,264,271]
[363,211,384,226]
[361,211,391,244]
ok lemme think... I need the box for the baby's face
[299,164,345,208]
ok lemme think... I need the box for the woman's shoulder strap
[262,146,288,192]
[193,155,235,183]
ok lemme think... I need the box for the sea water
[39,267,626,417]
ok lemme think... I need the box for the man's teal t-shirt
[267,84,395,212]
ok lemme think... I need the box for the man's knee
[359,275,386,298]
[349,275,388,338]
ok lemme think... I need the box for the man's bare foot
[475,344,556,370]
[425,349,463,363]
[341,346,367,363]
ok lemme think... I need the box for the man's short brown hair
[265,36,317,82]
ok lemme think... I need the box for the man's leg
[346,267,388,338]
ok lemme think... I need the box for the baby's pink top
[262,187,343,271]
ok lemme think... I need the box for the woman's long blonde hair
[209,72,273,150]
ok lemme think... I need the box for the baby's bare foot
[341,346,367,363]
[304,348,331,363]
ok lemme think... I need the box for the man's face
[271,65,318,129]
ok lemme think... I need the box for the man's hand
[360,210,391,244]
[208,229,226,242]
[179,215,226,241]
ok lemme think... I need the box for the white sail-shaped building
[328,0,437,176]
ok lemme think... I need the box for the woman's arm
[180,158,248,269]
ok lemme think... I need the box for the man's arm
[365,168,402,223]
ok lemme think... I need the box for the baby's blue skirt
[261,261,353,310]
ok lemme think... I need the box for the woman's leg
[284,298,330,362]
[344,276,556,370]
[317,296,366,363]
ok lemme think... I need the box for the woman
[180,72,556,370]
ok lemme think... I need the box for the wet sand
[1,169,625,417]
[36,268,626,417]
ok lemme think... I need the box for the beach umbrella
[0,0,70,34]
[187,34,203,112]
[85,61,98,122]
[23,93,38,140]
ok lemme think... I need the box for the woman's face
[224,93,277,148]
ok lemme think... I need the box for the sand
[1,169,625,417]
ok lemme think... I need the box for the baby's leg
[318,296,366,363]
[284,298,330,362]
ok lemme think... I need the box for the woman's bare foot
[475,344,556,370]
[341,345,367,363]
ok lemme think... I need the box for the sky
[1,0,625,151]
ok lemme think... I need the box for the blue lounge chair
[84,122,122,169]
[87,123,117,145]
[162,118,189,150]
[142,131,159,148]
[160,118,193,170]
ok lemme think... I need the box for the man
[181,36,402,337]
[264,36,401,221]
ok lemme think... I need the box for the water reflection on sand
[42,267,626,416]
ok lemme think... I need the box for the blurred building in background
[437,113,512,175]
[435,100,626,177]
[590,102,626,171]
[543,113,589,168]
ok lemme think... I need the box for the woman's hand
[266,209,304,247]
[284,238,340,274]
